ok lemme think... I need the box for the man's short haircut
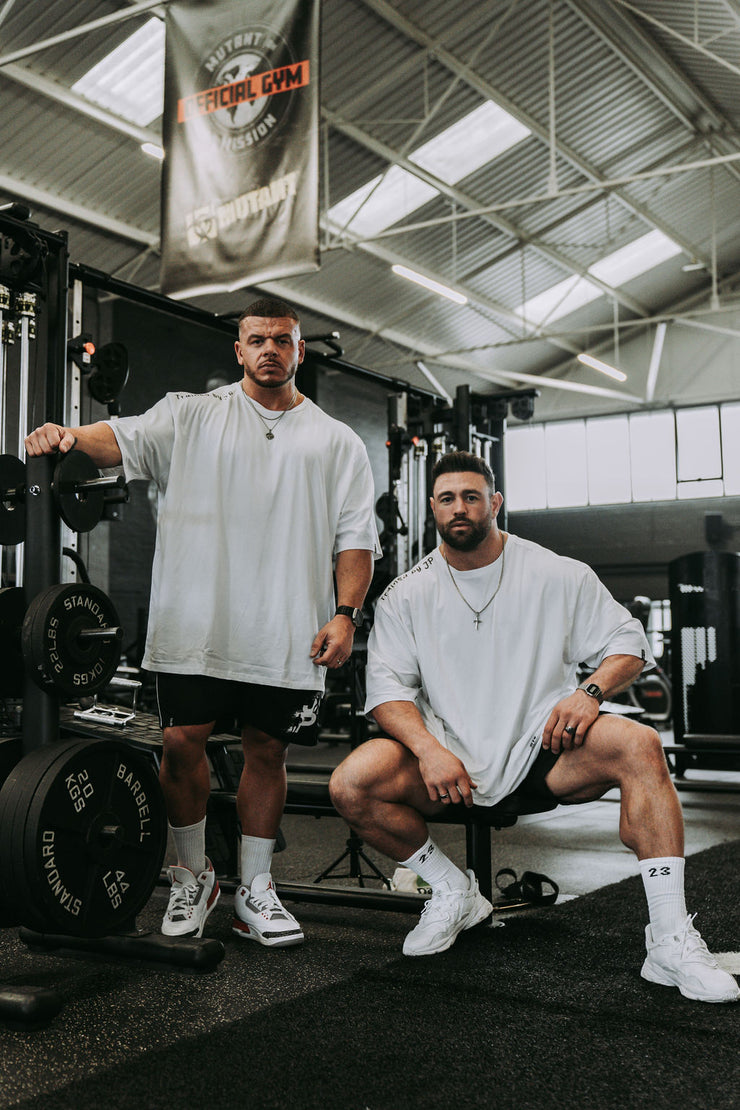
[431,451,495,494]
[237,299,300,328]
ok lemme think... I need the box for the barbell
[0,448,127,543]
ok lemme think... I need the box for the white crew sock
[241,835,276,888]
[400,837,468,893]
[639,856,687,937]
[170,817,207,877]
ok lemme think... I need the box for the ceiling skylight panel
[327,166,438,238]
[72,18,165,127]
[409,101,530,185]
[515,275,602,327]
[588,230,683,286]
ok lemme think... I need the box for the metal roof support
[0,0,172,68]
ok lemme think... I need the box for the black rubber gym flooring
[1,833,738,1109]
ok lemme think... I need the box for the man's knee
[242,730,288,772]
[601,719,668,779]
[162,725,211,775]
[329,738,404,816]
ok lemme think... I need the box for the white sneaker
[641,914,740,1003]
[232,873,304,948]
[403,870,493,957]
[162,860,220,939]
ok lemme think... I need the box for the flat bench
[207,768,558,907]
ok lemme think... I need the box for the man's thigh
[543,712,648,803]
[334,737,447,817]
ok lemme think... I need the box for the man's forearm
[371,700,440,759]
[585,653,646,698]
[25,420,122,467]
[335,548,373,608]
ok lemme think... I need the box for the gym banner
[160,0,320,299]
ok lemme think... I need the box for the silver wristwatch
[578,682,604,705]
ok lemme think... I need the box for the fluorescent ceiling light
[141,142,164,160]
[409,101,530,185]
[328,100,529,238]
[392,264,468,304]
[515,230,683,327]
[589,229,682,286]
[577,353,627,382]
[72,17,165,127]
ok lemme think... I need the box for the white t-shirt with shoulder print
[365,536,653,805]
[109,385,381,690]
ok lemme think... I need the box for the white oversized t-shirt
[365,536,654,806]
[109,384,381,690]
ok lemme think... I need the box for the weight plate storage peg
[0,738,167,936]
[0,453,26,545]
[22,583,122,697]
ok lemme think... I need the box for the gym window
[505,401,740,510]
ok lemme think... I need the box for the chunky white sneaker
[403,869,493,957]
[232,873,304,947]
[641,914,740,1003]
[162,860,220,939]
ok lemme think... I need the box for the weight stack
[668,551,740,747]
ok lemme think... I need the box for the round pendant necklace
[442,539,506,630]
[245,387,298,439]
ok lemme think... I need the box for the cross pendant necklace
[442,539,506,630]
[245,387,298,439]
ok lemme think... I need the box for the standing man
[26,298,380,948]
[329,452,738,1003]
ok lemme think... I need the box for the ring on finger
[563,725,576,736]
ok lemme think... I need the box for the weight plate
[52,449,104,533]
[0,586,26,696]
[0,738,166,936]
[0,454,26,545]
[22,583,122,698]
[87,342,129,405]
[0,741,90,932]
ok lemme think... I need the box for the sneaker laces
[249,886,285,918]
[418,888,464,926]
[679,915,720,967]
[167,881,198,918]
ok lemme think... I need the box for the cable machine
[379,384,537,581]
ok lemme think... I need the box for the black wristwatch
[335,606,364,628]
[579,682,604,705]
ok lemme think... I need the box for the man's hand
[542,689,600,753]
[417,745,477,808]
[25,423,76,456]
[310,615,355,669]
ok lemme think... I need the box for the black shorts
[515,747,561,802]
[155,673,323,746]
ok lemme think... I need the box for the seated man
[330,451,738,1004]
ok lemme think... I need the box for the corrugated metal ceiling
[1,0,739,413]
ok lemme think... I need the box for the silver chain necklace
[442,539,506,630]
[245,387,298,439]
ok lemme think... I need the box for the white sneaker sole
[641,959,740,1003]
[162,887,220,940]
[403,895,494,957]
[231,917,304,948]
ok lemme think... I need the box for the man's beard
[437,516,491,551]
[244,362,296,389]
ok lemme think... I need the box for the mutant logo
[178,24,310,154]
